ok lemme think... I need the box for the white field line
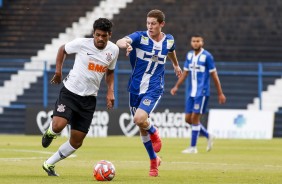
[0,148,76,161]
[115,160,282,169]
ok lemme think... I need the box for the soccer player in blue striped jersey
[116,9,182,176]
[170,34,226,154]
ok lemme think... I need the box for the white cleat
[207,134,215,152]
[182,147,198,154]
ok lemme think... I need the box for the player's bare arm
[116,38,132,56]
[170,70,189,95]
[50,45,67,84]
[211,71,226,104]
[105,69,115,109]
[167,51,182,78]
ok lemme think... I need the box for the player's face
[93,29,112,50]
[146,17,164,38]
[191,37,204,51]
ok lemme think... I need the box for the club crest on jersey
[194,104,200,110]
[57,104,66,112]
[140,36,149,45]
[187,53,193,60]
[199,55,206,62]
[143,99,151,106]
[166,39,174,49]
[106,53,112,62]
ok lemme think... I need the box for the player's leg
[42,117,69,176]
[182,96,209,153]
[198,121,215,151]
[130,93,161,176]
[134,108,161,176]
[198,98,212,140]
[182,97,197,153]
[43,129,86,176]
[139,127,161,176]
[182,113,196,153]
[182,113,201,154]
[42,86,72,148]
[199,122,209,138]
[43,91,96,176]
[190,113,201,153]
[42,116,68,148]
[196,96,215,151]
[138,94,162,153]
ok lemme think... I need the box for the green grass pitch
[0,135,282,184]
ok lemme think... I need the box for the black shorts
[52,86,96,133]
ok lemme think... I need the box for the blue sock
[144,141,157,160]
[144,124,156,135]
[200,123,209,138]
[191,124,200,147]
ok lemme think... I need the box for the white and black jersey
[64,38,119,96]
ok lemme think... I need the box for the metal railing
[0,60,282,110]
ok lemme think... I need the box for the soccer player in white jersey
[41,18,119,176]
[171,34,226,154]
[116,9,182,177]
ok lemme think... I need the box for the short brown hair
[147,9,165,23]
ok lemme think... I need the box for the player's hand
[126,43,133,56]
[106,90,115,109]
[173,65,182,78]
[50,73,62,84]
[218,93,226,104]
[170,86,178,95]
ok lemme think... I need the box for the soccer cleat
[42,162,59,176]
[182,147,198,154]
[42,128,57,148]
[207,134,215,152]
[150,128,162,153]
[149,156,161,177]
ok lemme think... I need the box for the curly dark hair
[93,18,113,33]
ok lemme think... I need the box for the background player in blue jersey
[116,9,182,176]
[170,34,226,154]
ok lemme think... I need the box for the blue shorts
[129,92,162,116]
[185,96,209,114]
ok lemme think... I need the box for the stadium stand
[0,0,101,59]
[0,0,281,135]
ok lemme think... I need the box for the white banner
[207,109,274,139]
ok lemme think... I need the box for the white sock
[143,122,152,131]
[140,134,151,143]
[48,121,58,135]
[46,141,76,165]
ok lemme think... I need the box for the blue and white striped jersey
[126,31,175,95]
[183,48,216,97]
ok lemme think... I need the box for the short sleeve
[65,38,84,54]
[108,45,119,70]
[183,52,191,71]
[206,54,216,73]
[126,31,141,47]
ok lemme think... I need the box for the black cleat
[42,129,57,148]
[42,162,59,176]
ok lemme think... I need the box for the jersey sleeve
[108,45,119,70]
[126,31,141,47]
[206,54,216,73]
[65,38,84,54]
[166,34,175,53]
[183,53,190,71]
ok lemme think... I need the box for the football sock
[48,121,58,135]
[191,124,200,147]
[46,140,76,165]
[144,123,156,134]
[199,123,209,139]
[141,135,157,160]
